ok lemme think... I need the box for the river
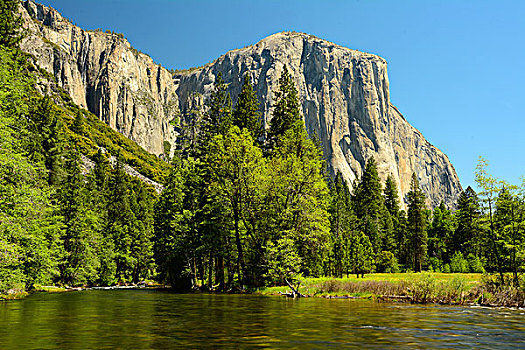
[0,290,523,348]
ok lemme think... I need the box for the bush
[450,252,469,273]
[467,254,485,273]
[427,257,442,273]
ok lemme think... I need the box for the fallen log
[284,279,306,298]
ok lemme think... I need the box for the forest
[0,0,523,295]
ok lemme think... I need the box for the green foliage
[353,157,388,254]
[407,173,428,272]
[411,272,436,303]
[0,0,23,48]
[428,201,455,266]
[383,175,400,217]
[376,251,399,273]
[57,151,102,286]
[232,73,262,141]
[199,72,232,153]
[153,157,189,287]
[467,253,485,273]
[266,66,302,152]
[327,173,356,278]
[0,46,62,292]
[265,237,302,286]
[454,186,481,256]
[450,251,469,273]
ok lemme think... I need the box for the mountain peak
[20,1,462,208]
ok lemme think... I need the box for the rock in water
[20,2,461,208]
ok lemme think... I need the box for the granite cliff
[21,0,178,156]
[20,1,462,207]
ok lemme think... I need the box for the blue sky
[39,0,525,189]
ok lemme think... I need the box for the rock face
[20,2,462,208]
[21,1,178,155]
[178,32,462,208]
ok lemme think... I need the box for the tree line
[0,0,523,294]
[155,68,524,290]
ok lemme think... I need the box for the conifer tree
[454,186,480,256]
[71,110,84,135]
[0,0,23,48]
[58,151,101,286]
[266,66,302,152]
[353,157,383,252]
[428,202,455,270]
[129,180,155,283]
[406,173,428,272]
[232,73,262,141]
[384,174,400,217]
[27,96,65,186]
[105,155,135,282]
[154,157,188,287]
[199,72,232,154]
[328,173,356,277]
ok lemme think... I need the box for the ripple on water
[0,291,524,349]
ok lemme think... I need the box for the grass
[257,273,482,295]
[255,273,524,307]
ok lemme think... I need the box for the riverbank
[3,273,523,308]
[0,283,164,301]
[256,273,525,308]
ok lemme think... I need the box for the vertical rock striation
[20,2,461,207]
[176,32,461,207]
[21,0,178,155]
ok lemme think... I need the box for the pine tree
[349,231,374,278]
[0,0,23,48]
[27,96,65,186]
[384,174,400,218]
[266,66,302,152]
[198,72,232,154]
[58,151,101,286]
[428,202,455,270]
[406,173,428,272]
[232,73,262,141]
[105,155,135,282]
[328,172,357,277]
[454,186,480,256]
[353,157,383,253]
[71,110,84,135]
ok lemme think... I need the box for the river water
[0,290,523,349]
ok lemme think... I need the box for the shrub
[450,252,469,273]
[427,257,442,273]
[467,254,485,273]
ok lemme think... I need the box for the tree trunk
[215,255,225,292]
[234,208,247,288]
[208,251,213,290]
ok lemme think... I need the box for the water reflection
[0,291,523,349]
